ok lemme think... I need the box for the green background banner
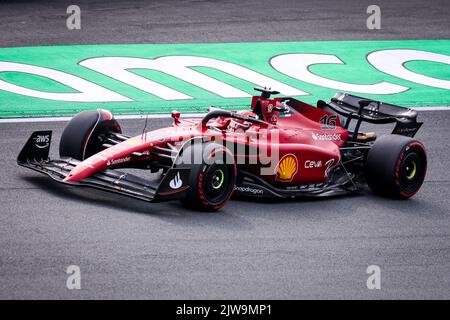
[0,40,449,118]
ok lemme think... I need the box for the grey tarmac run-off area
[0,0,449,299]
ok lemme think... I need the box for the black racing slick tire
[365,134,427,199]
[59,109,121,160]
[179,142,236,211]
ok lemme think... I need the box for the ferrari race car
[18,87,427,211]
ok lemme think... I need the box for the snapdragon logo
[234,186,264,195]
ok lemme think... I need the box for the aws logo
[33,134,50,149]
[275,154,298,182]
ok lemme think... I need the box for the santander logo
[106,156,131,166]
[311,132,341,141]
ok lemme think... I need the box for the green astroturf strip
[0,40,449,118]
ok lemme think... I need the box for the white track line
[0,113,206,123]
[0,107,448,123]
[411,106,450,111]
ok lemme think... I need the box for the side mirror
[171,110,181,125]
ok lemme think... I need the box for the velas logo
[0,40,449,118]
[324,159,336,178]
[276,154,298,182]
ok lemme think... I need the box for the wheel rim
[203,164,231,203]
[399,150,425,193]
[405,160,417,180]
[211,169,225,190]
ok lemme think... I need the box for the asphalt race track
[1,0,450,299]
[1,0,449,45]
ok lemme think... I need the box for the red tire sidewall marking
[395,141,427,198]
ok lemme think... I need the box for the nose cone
[63,158,100,183]
[63,171,83,183]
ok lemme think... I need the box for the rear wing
[317,93,423,139]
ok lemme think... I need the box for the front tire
[59,109,121,160]
[365,134,427,199]
[179,142,236,211]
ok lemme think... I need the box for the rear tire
[365,134,427,199]
[59,109,121,160]
[179,142,236,211]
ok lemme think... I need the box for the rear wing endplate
[318,93,423,138]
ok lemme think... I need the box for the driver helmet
[228,110,258,132]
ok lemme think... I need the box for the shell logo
[275,154,298,182]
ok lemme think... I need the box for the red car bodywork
[64,96,349,187]
[17,88,427,209]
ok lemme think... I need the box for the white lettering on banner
[79,56,307,100]
[270,54,408,94]
[367,49,450,90]
[0,49,449,103]
[0,62,131,102]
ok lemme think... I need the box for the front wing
[17,131,191,203]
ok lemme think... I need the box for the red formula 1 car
[18,88,427,211]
